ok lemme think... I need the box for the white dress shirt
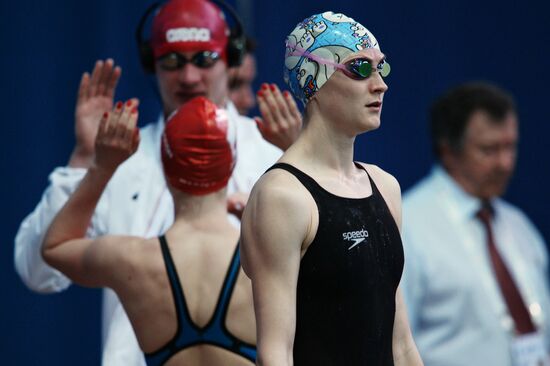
[401,165,550,366]
[14,102,282,365]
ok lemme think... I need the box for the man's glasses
[157,51,221,71]
[288,46,391,80]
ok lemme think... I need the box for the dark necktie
[477,204,536,334]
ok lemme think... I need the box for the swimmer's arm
[241,179,309,366]
[393,286,424,365]
[358,164,422,363]
[366,166,423,364]
[41,164,122,287]
[42,101,139,287]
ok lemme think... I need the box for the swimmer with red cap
[42,97,257,366]
[15,1,293,363]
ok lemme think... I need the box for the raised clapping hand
[93,99,140,174]
[69,59,122,168]
[255,83,303,151]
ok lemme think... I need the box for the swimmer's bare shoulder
[80,235,150,289]
[241,167,315,273]
[358,162,402,230]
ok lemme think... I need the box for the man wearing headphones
[14,0,299,364]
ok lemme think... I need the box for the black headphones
[135,0,246,73]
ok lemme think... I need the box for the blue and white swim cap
[284,11,380,106]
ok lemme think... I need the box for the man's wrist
[87,163,117,182]
[68,146,94,168]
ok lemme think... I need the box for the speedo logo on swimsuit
[166,28,211,43]
[342,229,369,250]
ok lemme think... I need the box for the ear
[439,141,459,172]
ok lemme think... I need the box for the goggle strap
[287,46,347,73]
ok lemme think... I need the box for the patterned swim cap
[284,11,380,106]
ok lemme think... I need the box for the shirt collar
[225,101,240,119]
[431,165,489,221]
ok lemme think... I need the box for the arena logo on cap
[166,27,211,43]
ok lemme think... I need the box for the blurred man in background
[402,82,550,366]
[229,37,257,116]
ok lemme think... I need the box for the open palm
[94,99,140,173]
[74,59,121,159]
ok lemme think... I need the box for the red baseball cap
[151,0,229,60]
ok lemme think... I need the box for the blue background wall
[2,0,549,364]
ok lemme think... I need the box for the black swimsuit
[144,236,256,366]
[267,163,404,366]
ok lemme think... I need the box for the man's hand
[93,100,140,174]
[227,192,249,220]
[255,83,302,151]
[69,59,122,168]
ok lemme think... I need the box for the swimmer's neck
[288,116,358,174]
[171,189,230,226]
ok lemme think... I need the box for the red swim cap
[151,0,229,59]
[161,96,235,195]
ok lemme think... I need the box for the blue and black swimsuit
[144,235,256,366]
